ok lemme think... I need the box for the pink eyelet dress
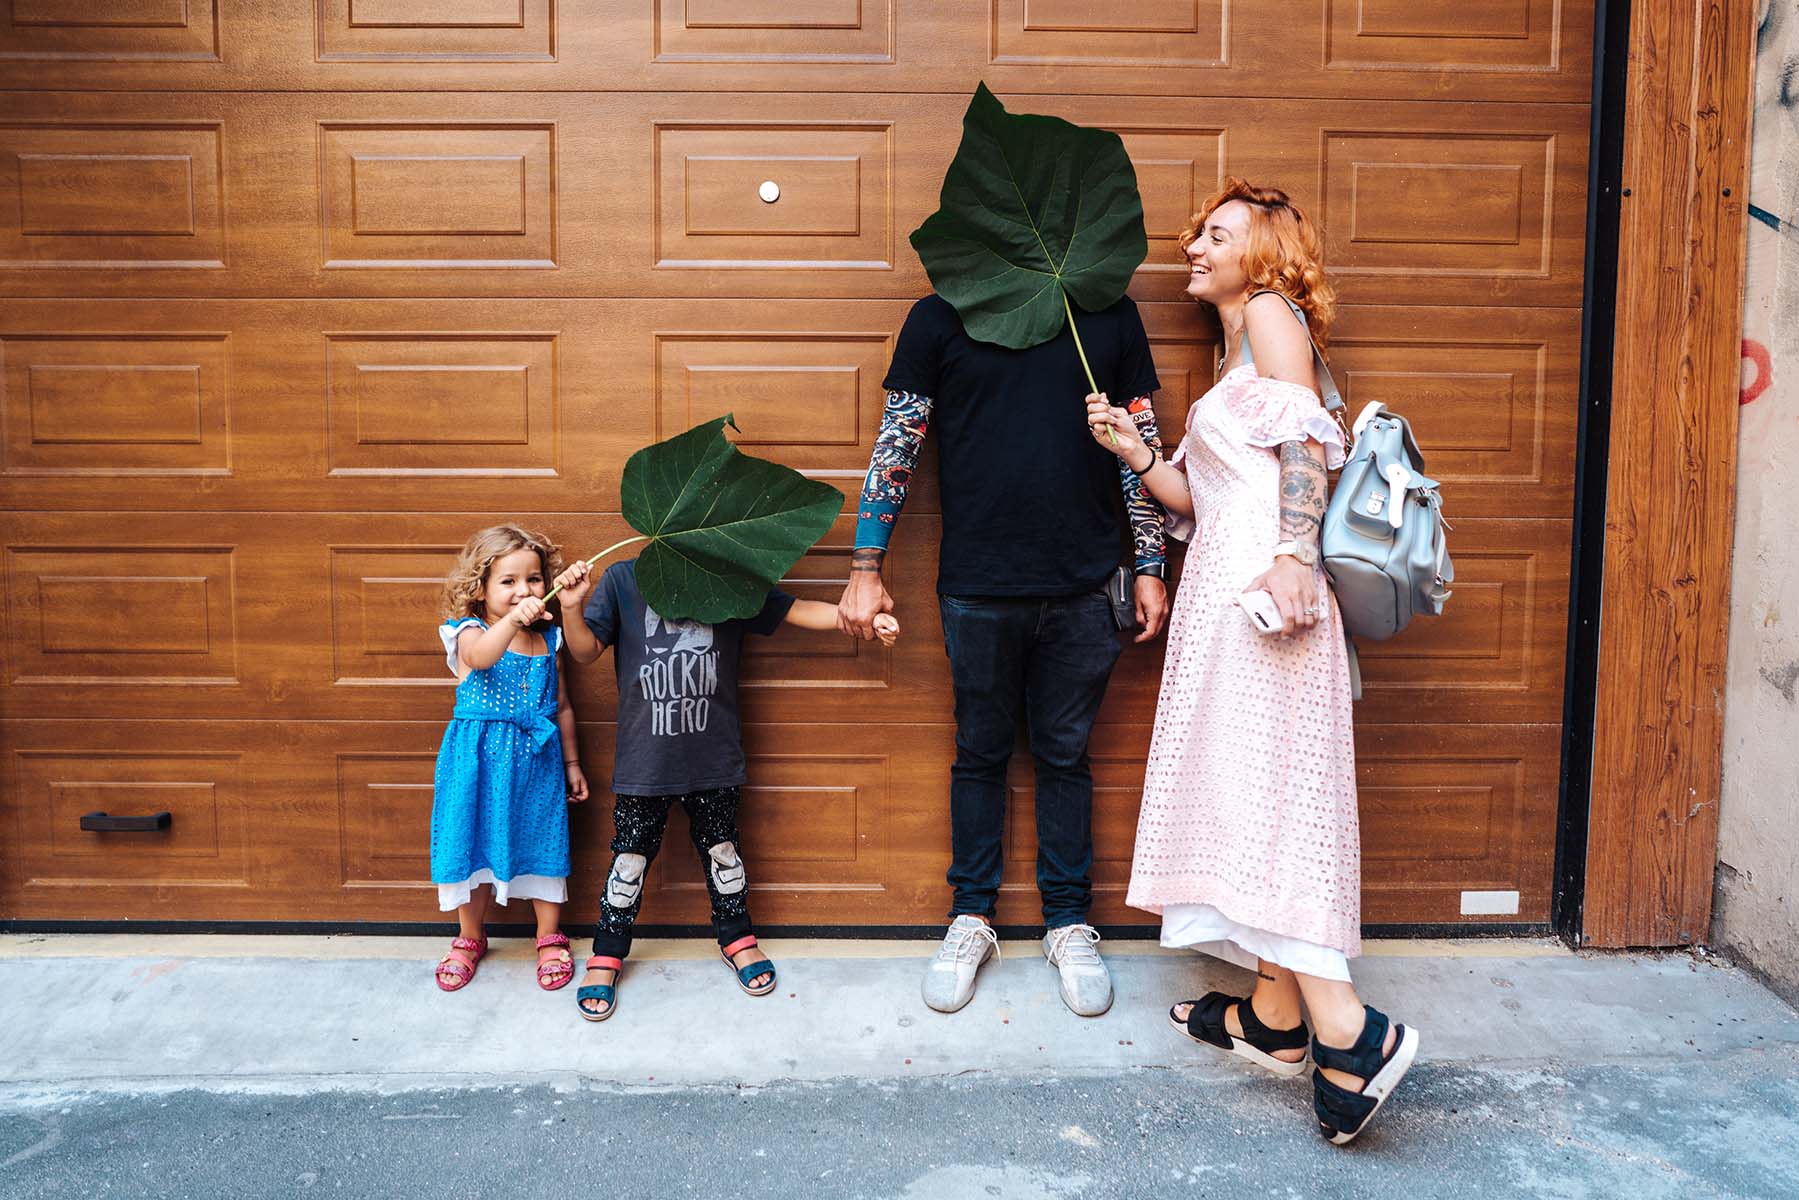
[1125,362,1361,979]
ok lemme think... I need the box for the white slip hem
[436,869,568,912]
[1160,901,1352,982]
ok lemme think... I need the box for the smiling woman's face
[1184,199,1254,305]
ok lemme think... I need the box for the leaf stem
[1063,289,1116,446]
[543,534,650,604]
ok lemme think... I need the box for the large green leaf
[911,83,1147,351]
[617,415,844,624]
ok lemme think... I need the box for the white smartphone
[1238,589,1285,635]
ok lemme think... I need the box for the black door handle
[79,811,172,833]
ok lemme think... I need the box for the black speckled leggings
[590,786,752,960]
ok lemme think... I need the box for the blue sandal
[721,935,777,996]
[576,955,623,1022]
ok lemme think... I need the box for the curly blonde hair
[1180,178,1337,349]
[440,524,564,622]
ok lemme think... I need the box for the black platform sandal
[1310,1005,1420,1145]
[1169,991,1310,1078]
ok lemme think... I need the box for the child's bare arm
[785,598,898,645]
[783,598,842,632]
[552,562,604,663]
[557,671,589,803]
[457,601,542,675]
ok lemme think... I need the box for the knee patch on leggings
[605,852,648,909]
[707,841,746,895]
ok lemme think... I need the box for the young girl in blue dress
[431,524,590,994]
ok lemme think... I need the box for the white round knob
[758,180,780,203]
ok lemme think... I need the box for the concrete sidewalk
[0,933,1788,1094]
[1,934,1795,1198]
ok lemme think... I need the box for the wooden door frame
[1559,0,1756,948]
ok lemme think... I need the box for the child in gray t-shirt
[553,556,896,1022]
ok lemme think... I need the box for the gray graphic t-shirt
[582,560,794,795]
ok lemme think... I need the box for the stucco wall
[1717,0,1799,1003]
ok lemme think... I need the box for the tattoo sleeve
[1278,439,1327,543]
[853,389,934,558]
[1117,396,1167,574]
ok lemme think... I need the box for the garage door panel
[0,0,221,70]
[1094,523,1570,730]
[977,0,1588,104]
[1097,99,1590,307]
[12,750,249,890]
[637,301,928,503]
[315,0,556,63]
[0,92,614,299]
[1354,518,1571,724]
[1356,723,1560,925]
[0,300,1568,523]
[0,510,965,726]
[995,722,1559,927]
[320,718,624,920]
[0,2,1591,102]
[3,515,306,721]
[1,6,1590,930]
[0,511,617,723]
[4,543,242,689]
[1323,0,1565,73]
[739,513,954,720]
[324,329,559,476]
[603,93,955,299]
[0,299,648,513]
[997,729,1155,925]
[0,328,231,479]
[0,91,944,299]
[318,121,559,270]
[1329,305,1580,518]
[0,721,339,920]
[0,119,227,271]
[0,93,1584,306]
[1138,299,1223,440]
[586,722,955,927]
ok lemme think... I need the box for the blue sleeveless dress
[431,618,571,910]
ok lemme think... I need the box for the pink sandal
[536,932,575,991]
[435,936,487,992]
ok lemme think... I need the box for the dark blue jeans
[938,590,1122,928]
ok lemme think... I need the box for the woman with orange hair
[1087,179,1419,1145]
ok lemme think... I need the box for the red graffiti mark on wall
[1742,338,1772,404]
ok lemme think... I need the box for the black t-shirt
[882,293,1160,597]
[583,560,794,796]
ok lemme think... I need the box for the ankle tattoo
[1256,971,1279,983]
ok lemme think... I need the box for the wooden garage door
[0,3,1589,929]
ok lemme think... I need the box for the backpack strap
[1244,289,1343,415]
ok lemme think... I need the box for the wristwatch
[1272,540,1319,567]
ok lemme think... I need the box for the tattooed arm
[1245,436,1329,635]
[1278,438,1328,545]
[1116,397,1168,577]
[1236,291,1331,635]
[839,388,933,639]
[1115,396,1171,642]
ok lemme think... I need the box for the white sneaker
[921,915,1000,1013]
[1043,924,1112,1016]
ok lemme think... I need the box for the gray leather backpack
[1323,402,1454,646]
[1248,291,1454,696]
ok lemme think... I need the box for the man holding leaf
[837,85,1169,1018]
